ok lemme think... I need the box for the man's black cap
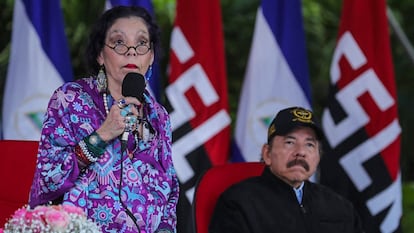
[267,106,324,142]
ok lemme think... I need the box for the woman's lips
[125,64,138,68]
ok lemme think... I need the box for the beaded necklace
[103,93,110,115]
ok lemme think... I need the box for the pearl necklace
[103,93,110,114]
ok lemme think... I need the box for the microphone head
[122,72,146,99]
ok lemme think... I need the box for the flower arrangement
[0,204,102,233]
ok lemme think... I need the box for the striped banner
[2,0,72,140]
[234,0,312,162]
[166,0,231,231]
[320,0,402,232]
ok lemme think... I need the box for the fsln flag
[105,0,161,101]
[2,0,72,140]
[319,0,402,232]
[166,0,231,231]
[234,0,312,162]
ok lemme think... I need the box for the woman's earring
[145,65,153,81]
[97,66,107,93]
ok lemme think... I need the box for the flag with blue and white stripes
[2,0,72,140]
[233,0,312,162]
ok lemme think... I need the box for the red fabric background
[0,140,38,226]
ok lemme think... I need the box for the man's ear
[261,143,271,165]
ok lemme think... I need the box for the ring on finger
[117,98,127,109]
[120,108,129,117]
[120,105,132,117]
[125,115,137,124]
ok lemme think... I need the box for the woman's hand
[96,97,142,142]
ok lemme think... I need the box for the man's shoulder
[220,176,268,199]
[307,181,354,206]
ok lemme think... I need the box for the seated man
[209,106,363,233]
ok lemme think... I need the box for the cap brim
[271,122,324,141]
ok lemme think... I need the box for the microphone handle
[121,131,129,142]
[120,109,134,152]
[120,131,129,153]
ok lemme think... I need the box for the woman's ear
[97,51,104,65]
[150,51,154,65]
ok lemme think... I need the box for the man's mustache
[287,159,309,171]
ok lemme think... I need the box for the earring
[145,65,153,81]
[97,66,107,93]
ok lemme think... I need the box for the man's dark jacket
[209,166,363,233]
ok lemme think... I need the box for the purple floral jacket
[29,77,179,233]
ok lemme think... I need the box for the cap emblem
[292,108,313,123]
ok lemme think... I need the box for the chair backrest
[192,162,265,233]
[0,140,39,226]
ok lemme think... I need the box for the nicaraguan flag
[2,0,72,140]
[105,0,161,101]
[234,0,312,162]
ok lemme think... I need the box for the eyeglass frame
[105,42,152,55]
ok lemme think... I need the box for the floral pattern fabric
[29,77,179,233]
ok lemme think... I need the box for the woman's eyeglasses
[105,43,151,55]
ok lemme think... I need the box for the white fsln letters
[323,68,395,147]
[167,26,231,202]
[322,31,401,232]
[366,172,402,232]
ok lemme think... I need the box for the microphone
[122,72,146,101]
[120,73,146,148]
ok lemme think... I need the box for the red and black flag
[320,0,402,232]
[165,0,231,232]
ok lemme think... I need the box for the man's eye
[307,143,316,148]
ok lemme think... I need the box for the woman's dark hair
[85,6,160,75]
